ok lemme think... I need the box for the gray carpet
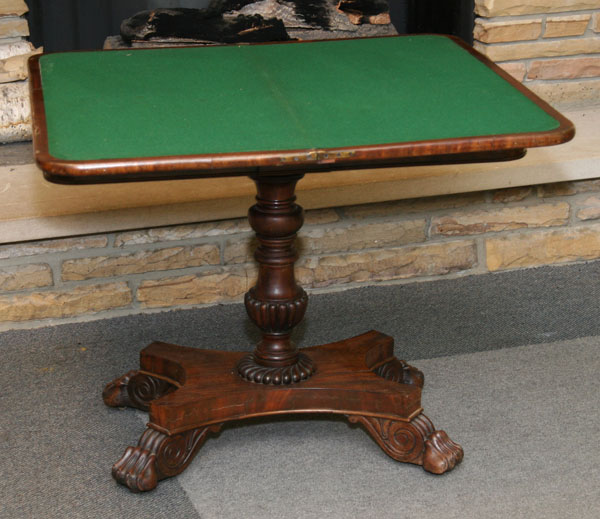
[1,262,599,518]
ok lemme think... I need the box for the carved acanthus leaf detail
[348,413,463,474]
[374,358,424,388]
[348,413,433,465]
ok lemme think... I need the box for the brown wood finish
[237,174,315,384]
[104,330,463,491]
[102,173,463,491]
[30,35,579,493]
[28,35,574,184]
[112,424,222,492]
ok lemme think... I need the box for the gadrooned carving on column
[245,288,308,333]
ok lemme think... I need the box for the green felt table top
[37,35,561,162]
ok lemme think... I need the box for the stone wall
[0,0,41,143]
[3,178,600,328]
[473,0,600,105]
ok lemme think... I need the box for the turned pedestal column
[237,174,315,384]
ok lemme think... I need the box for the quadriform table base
[104,334,462,492]
[103,174,462,492]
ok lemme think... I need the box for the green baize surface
[39,35,560,161]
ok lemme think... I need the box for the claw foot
[112,425,222,492]
[423,430,464,474]
[112,445,158,492]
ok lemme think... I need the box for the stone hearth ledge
[0,107,597,244]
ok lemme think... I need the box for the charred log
[113,1,396,50]
[121,8,290,45]
[337,0,390,25]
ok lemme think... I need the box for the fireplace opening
[26,1,475,52]
[391,1,474,45]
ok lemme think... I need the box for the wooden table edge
[28,36,575,185]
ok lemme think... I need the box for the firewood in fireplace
[233,0,332,30]
[112,1,396,49]
[337,0,390,25]
[120,7,290,45]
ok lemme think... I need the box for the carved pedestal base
[104,330,462,492]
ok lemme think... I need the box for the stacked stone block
[0,0,41,143]
[4,179,600,327]
[474,0,600,105]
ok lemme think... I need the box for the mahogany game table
[29,35,574,492]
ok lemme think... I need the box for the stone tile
[544,14,591,38]
[594,13,600,32]
[0,79,30,142]
[492,186,532,203]
[475,0,600,17]
[223,237,257,265]
[528,57,600,80]
[223,220,427,264]
[0,17,29,38]
[137,266,256,307]
[576,196,600,220]
[431,203,569,236]
[486,225,600,271]
[528,79,600,105]
[343,193,486,219]
[0,0,28,16]
[0,40,32,60]
[0,263,52,291]
[114,219,250,247]
[0,282,132,322]
[298,241,477,288]
[573,179,600,193]
[498,62,527,82]
[303,208,339,226]
[0,47,41,83]
[474,38,600,62]
[62,245,220,281]
[474,18,542,43]
[537,182,577,197]
[0,236,108,260]
[300,220,426,254]
[115,211,336,250]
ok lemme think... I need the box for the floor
[1,261,599,518]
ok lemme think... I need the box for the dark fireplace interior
[25,0,474,53]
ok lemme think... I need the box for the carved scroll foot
[102,370,176,411]
[373,358,424,388]
[112,425,222,492]
[348,413,462,474]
